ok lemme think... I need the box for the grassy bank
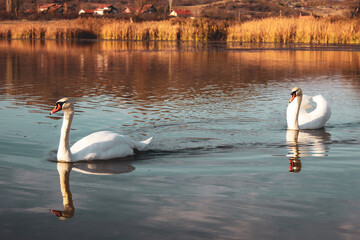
[1,17,360,44]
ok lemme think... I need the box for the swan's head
[289,87,303,103]
[50,98,74,115]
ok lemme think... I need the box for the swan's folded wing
[70,131,153,161]
[70,131,135,160]
[311,95,331,121]
[299,95,313,111]
[299,94,331,129]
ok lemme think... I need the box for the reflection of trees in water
[1,41,360,106]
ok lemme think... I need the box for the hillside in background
[0,0,351,20]
[179,0,347,19]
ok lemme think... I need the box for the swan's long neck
[287,95,302,130]
[58,110,74,162]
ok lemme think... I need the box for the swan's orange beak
[289,93,296,103]
[50,104,61,115]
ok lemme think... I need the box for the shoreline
[1,17,360,44]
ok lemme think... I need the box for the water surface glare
[1,40,360,240]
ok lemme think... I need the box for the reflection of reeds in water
[3,39,360,70]
[2,39,360,107]
[1,18,360,43]
[0,38,221,53]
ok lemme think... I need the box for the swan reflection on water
[286,129,331,173]
[50,161,135,220]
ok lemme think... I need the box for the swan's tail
[135,137,153,151]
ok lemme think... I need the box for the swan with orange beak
[50,98,153,162]
[286,87,331,130]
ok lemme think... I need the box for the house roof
[80,9,95,14]
[95,4,115,11]
[124,4,153,13]
[39,3,57,9]
[142,4,153,12]
[124,7,137,13]
[47,5,62,13]
[172,9,192,16]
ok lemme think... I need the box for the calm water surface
[1,40,360,240]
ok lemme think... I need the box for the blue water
[0,40,360,240]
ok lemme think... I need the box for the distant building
[79,4,117,16]
[94,4,118,15]
[79,9,95,15]
[169,9,193,18]
[38,3,63,14]
[124,4,156,14]
[123,7,136,14]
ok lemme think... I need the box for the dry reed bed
[1,17,360,44]
[228,17,360,44]
[0,18,110,39]
[97,18,227,41]
[0,18,227,41]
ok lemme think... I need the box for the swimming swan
[50,98,153,162]
[286,87,331,130]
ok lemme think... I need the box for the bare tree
[135,0,151,14]
[344,0,360,17]
[6,0,21,15]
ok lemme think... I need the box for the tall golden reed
[101,21,179,40]
[1,17,360,44]
[228,17,360,44]
[100,18,227,41]
[0,18,111,39]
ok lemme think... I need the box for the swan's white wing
[299,95,313,111]
[299,95,331,129]
[70,131,152,161]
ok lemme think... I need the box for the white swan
[286,87,331,130]
[50,98,153,162]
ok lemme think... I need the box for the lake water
[1,40,360,240]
